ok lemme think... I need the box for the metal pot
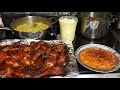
[1,16,57,39]
[10,16,53,39]
[78,12,112,39]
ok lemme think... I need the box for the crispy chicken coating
[0,41,68,78]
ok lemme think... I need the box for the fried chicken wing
[30,41,46,50]
[33,65,65,78]
[14,66,35,78]
[21,44,33,53]
[2,42,21,52]
[45,50,57,60]
[57,52,67,66]
[5,67,14,76]
[6,51,20,60]
[39,59,56,72]
[19,57,34,65]
[5,58,20,67]
[7,51,30,60]
[18,51,30,58]
[0,67,14,78]
[31,49,44,61]
[0,45,5,51]
[0,52,7,64]
[34,56,43,67]
[53,44,65,53]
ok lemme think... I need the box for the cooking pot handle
[49,17,58,25]
[48,17,58,38]
[0,27,14,34]
[109,14,117,24]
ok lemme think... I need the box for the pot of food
[2,16,54,39]
[78,12,112,39]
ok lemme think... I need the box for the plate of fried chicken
[0,39,78,78]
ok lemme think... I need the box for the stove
[1,15,120,74]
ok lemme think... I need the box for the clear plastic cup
[59,16,78,41]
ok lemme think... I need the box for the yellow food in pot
[14,22,49,32]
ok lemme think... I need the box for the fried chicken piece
[0,62,15,78]
[57,52,67,66]
[5,67,14,76]
[0,67,14,78]
[0,70,6,78]
[19,57,34,65]
[6,51,19,60]
[40,43,50,51]
[33,65,65,78]
[0,62,9,74]
[38,50,57,71]
[30,41,46,50]
[38,58,56,72]
[0,52,7,64]
[2,42,21,52]
[50,51,57,59]
[52,44,65,53]
[18,51,31,58]
[0,46,4,51]
[20,44,33,53]
[7,48,21,52]
[34,56,43,67]
[0,45,8,51]
[45,50,57,60]
[15,72,32,78]
[5,58,20,67]
[6,51,30,61]
[14,66,36,78]
[31,49,44,61]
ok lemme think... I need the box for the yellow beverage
[59,16,78,41]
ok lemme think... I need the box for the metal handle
[0,27,14,34]
[110,30,120,42]
[49,17,58,25]
[48,17,59,37]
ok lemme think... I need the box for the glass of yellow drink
[59,16,78,41]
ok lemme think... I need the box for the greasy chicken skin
[0,62,14,78]
[30,41,46,50]
[0,67,14,78]
[57,52,68,66]
[31,49,44,61]
[14,66,36,78]
[0,41,69,78]
[6,51,31,60]
[53,44,65,53]
[20,44,34,53]
[38,57,57,72]
[0,52,7,64]
[5,58,20,67]
[33,65,65,78]
[34,56,43,67]
[19,57,34,66]
[45,50,57,60]
[2,42,21,52]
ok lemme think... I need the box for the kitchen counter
[66,73,120,78]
